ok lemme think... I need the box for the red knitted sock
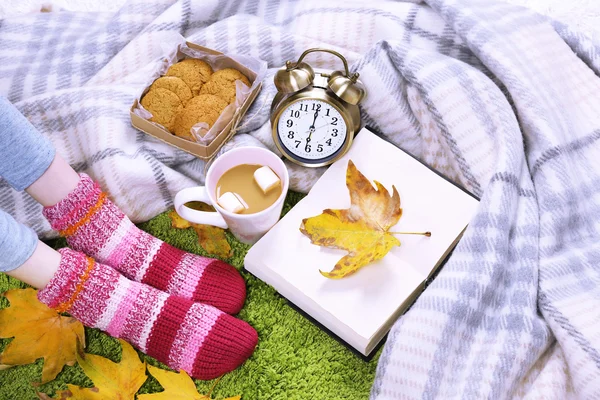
[37,248,258,380]
[43,174,246,314]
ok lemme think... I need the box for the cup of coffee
[173,146,289,245]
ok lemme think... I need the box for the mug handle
[173,187,228,229]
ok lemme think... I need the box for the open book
[244,127,479,357]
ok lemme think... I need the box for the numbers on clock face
[277,99,347,160]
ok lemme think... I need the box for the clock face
[276,98,347,162]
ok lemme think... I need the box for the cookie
[173,94,228,140]
[140,88,183,132]
[166,58,213,96]
[200,68,251,104]
[149,76,193,105]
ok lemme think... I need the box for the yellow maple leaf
[138,365,241,400]
[300,160,430,279]
[0,288,85,383]
[44,339,147,399]
[137,365,203,400]
[169,203,232,259]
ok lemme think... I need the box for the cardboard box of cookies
[130,41,266,160]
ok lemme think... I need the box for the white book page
[246,128,479,345]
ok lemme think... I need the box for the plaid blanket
[1,0,599,398]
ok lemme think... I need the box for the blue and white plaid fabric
[1,0,599,397]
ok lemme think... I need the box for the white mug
[173,146,290,245]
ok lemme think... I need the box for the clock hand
[314,122,329,131]
[309,109,319,130]
[306,108,320,144]
[306,127,314,143]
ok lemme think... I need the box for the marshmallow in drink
[217,192,247,213]
[253,166,281,194]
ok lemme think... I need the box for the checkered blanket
[1,0,599,398]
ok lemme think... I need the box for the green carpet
[0,192,380,400]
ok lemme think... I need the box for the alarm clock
[270,48,366,167]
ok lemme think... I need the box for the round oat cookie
[149,76,193,105]
[173,94,228,141]
[166,59,213,96]
[200,68,251,104]
[140,88,183,132]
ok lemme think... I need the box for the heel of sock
[42,173,100,232]
[37,248,91,309]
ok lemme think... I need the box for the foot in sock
[37,248,258,380]
[43,174,246,314]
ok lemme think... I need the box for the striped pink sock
[37,248,258,380]
[43,174,246,314]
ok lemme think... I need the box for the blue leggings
[0,96,56,272]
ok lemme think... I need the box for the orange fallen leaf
[138,365,240,400]
[300,160,430,279]
[0,288,85,383]
[170,209,193,229]
[169,203,232,259]
[40,339,147,399]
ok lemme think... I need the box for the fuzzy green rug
[0,192,380,400]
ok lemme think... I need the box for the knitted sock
[43,174,246,314]
[38,248,258,380]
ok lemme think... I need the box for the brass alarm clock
[271,48,366,167]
